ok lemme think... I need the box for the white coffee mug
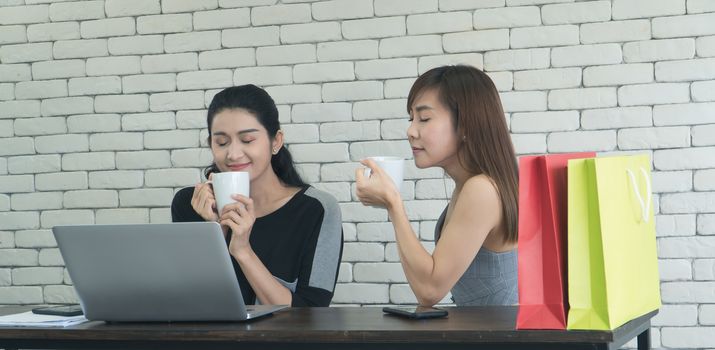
[211,171,250,214]
[364,156,404,190]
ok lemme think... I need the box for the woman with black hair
[171,85,343,307]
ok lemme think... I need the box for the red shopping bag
[516,152,595,329]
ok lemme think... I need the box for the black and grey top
[171,185,343,307]
[435,205,518,306]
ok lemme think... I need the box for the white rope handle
[626,167,652,223]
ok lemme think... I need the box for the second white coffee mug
[364,156,404,189]
[211,171,250,214]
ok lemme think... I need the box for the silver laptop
[52,222,288,322]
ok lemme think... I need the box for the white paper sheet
[0,311,88,327]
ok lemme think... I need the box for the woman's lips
[411,147,424,154]
[228,163,251,171]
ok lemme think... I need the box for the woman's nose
[406,121,418,139]
[227,144,244,159]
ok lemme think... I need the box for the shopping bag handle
[626,167,652,223]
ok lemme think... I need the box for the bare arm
[356,160,500,306]
[387,177,500,306]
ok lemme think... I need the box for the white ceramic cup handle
[626,167,652,223]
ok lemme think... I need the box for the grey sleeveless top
[435,206,518,306]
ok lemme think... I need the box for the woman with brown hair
[355,65,519,307]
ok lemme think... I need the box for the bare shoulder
[449,175,502,236]
[460,175,500,204]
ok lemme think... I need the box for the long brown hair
[407,65,519,243]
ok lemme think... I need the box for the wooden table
[0,306,655,350]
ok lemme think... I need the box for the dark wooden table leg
[637,328,651,350]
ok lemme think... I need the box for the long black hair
[204,84,306,188]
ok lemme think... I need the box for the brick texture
[0,3,714,346]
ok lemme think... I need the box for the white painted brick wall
[474,6,541,29]
[652,171,692,194]
[510,25,578,48]
[87,56,141,76]
[1,2,714,346]
[161,0,217,13]
[109,35,164,55]
[295,62,355,83]
[96,208,149,224]
[312,0,373,21]
[137,14,192,35]
[200,48,255,70]
[541,1,611,25]
[0,25,26,45]
[69,76,122,96]
[0,42,53,63]
[51,153,99,172]
[15,80,67,100]
[116,150,171,169]
[692,80,715,102]
[27,22,79,42]
[374,0,436,16]
[342,17,405,40]
[0,5,48,25]
[252,4,311,26]
[105,0,160,18]
[583,63,653,87]
[53,39,108,59]
[418,53,483,74]
[14,117,67,136]
[8,155,61,174]
[0,137,35,156]
[35,172,88,191]
[513,68,581,91]
[32,60,85,80]
[317,40,378,62]
[194,8,250,30]
[165,31,221,54]
[407,12,471,35]
[223,26,279,48]
[81,18,135,39]
[652,12,715,38]
[48,1,105,22]
[281,22,341,44]
[444,29,509,53]
[0,64,32,82]
[64,190,118,208]
[552,44,622,68]
[697,35,715,57]
[580,19,651,44]
[257,44,316,66]
[234,66,291,86]
[612,0,685,20]
[619,83,690,106]
[11,192,62,211]
[380,35,442,58]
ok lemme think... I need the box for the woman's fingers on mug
[221,200,250,218]
[201,182,214,197]
[220,218,239,233]
[355,166,366,183]
[221,209,242,223]
[360,157,376,168]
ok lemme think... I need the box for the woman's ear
[272,130,284,155]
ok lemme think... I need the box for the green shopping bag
[566,154,660,330]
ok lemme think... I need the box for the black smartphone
[382,306,448,319]
[31,305,84,317]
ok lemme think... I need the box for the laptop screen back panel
[54,222,248,322]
